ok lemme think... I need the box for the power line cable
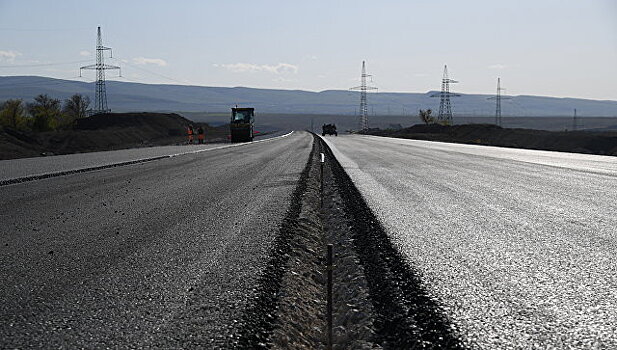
[0,59,92,68]
[108,57,190,85]
[0,27,92,32]
[0,76,90,88]
[108,75,141,84]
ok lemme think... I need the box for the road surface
[323,134,617,349]
[0,131,311,348]
[0,131,290,183]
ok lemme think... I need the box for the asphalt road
[0,131,290,182]
[0,131,311,348]
[323,135,617,349]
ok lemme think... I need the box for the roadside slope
[366,124,617,156]
[0,112,228,160]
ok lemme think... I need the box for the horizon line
[1,74,616,103]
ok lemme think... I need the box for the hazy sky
[1,0,616,100]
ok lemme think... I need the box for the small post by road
[326,243,333,350]
[320,152,325,207]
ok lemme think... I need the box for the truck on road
[230,107,255,142]
[322,123,338,136]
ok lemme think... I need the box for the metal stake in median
[320,152,325,207]
[326,243,333,350]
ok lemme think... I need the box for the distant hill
[1,75,616,117]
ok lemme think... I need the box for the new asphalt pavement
[323,134,617,349]
[0,131,311,348]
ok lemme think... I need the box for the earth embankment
[365,124,617,156]
[0,112,228,160]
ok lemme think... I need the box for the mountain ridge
[1,75,616,116]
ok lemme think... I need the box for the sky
[0,0,616,100]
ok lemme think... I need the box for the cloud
[272,77,297,82]
[214,62,298,74]
[0,50,22,62]
[79,50,91,57]
[133,57,168,66]
[489,64,507,70]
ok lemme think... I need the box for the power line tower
[572,108,580,131]
[350,61,377,131]
[80,26,120,115]
[487,77,511,127]
[431,65,459,125]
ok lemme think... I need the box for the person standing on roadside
[197,126,205,144]
[187,125,194,144]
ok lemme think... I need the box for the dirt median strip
[231,136,381,349]
[267,137,380,349]
[230,133,465,349]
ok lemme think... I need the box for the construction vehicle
[230,107,254,142]
[322,123,338,136]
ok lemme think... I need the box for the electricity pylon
[350,61,377,131]
[572,108,581,131]
[431,65,459,125]
[487,77,511,127]
[80,26,120,115]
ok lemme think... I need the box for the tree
[0,99,27,129]
[28,94,62,131]
[63,94,90,122]
[419,109,434,125]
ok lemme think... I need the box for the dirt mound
[367,124,617,156]
[0,113,229,160]
[0,128,42,159]
[75,112,188,133]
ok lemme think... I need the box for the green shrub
[28,94,62,131]
[0,99,27,129]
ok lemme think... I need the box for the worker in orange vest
[187,125,194,144]
[197,126,205,144]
